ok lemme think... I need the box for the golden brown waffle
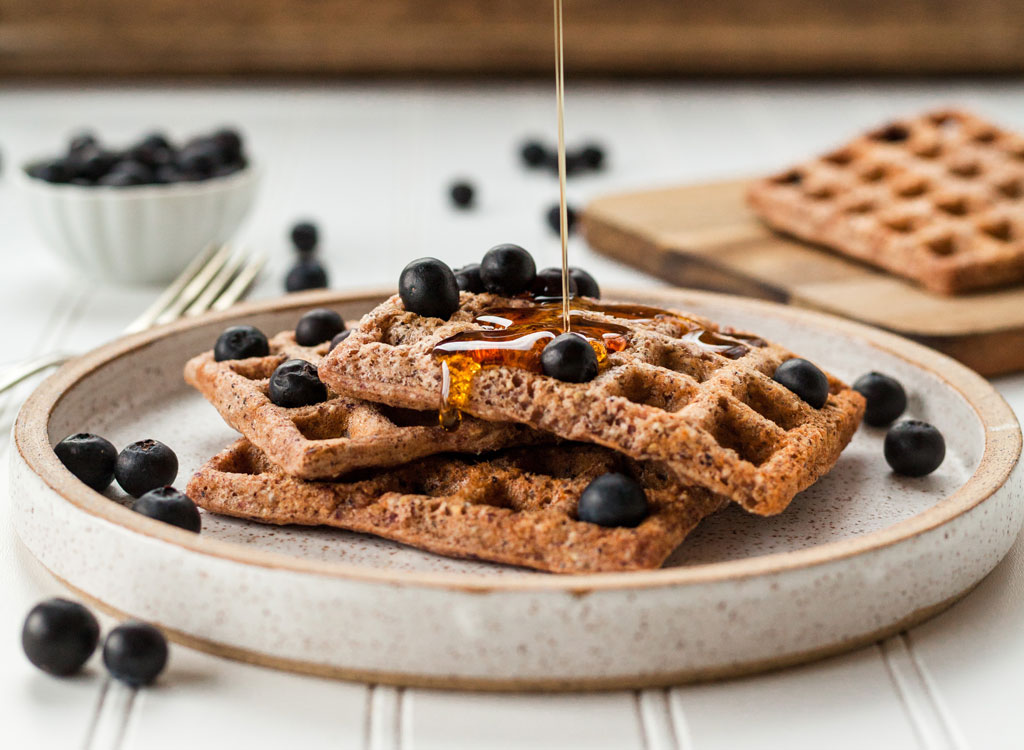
[184,330,544,479]
[187,438,727,574]
[318,293,864,516]
[747,109,1024,294]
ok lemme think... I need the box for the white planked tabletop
[2,80,1024,750]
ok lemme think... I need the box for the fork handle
[0,352,74,395]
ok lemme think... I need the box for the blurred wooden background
[2,0,1023,77]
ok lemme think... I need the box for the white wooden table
[2,81,1023,750]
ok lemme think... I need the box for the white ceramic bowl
[15,162,261,285]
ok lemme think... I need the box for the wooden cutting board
[582,178,1024,376]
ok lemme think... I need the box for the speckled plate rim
[13,287,1022,593]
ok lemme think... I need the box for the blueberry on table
[479,244,537,296]
[449,181,475,209]
[541,333,598,383]
[115,440,178,498]
[520,140,548,168]
[54,433,117,491]
[454,263,484,293]
[269,359,328,408]
[546,203,578,235]
[577,473,648,527]
[22,598,100,677]
[214,325,269,362]
[773,358,829,409]
[399,258,460,319]
[330,330,352,350]
[285,260,329,292]
[103,622,168,687]
[569,267,600,299]
[295,308,345,346]
[884,420,945,477]
[853,372,908,427]
[290,221,319,254]
[531,267,578,299]
[133,487,201,533]
[579,143,606,170]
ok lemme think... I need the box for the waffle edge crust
[187,439,728,574]
[747,109,1024,295]
[318,293,865,516]
[184,330,546,479]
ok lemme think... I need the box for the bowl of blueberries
[17,127,260,284]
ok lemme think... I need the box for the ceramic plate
[10,288,1022,690]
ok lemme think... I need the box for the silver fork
[0,243,266,395]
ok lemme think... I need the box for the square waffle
[747,109,1024,294]
[187,438,727,574]
[184,330,544,479]
[318,293,865,516]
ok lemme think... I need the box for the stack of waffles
[185,292,865,574]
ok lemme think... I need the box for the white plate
[10,288,1022,690]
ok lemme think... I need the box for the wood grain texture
[3,0,1024,76]
[582,179,1024,376]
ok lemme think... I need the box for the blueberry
[545,203,578,235]
[520,140,548,168]
[773,358,829,409]
[295,308,345,346]
[211,128,244,162]
[569,267,600,299]
[133,487,201,533]
[549,151,588,177]
[577,473,648,527]
[98,160,154,187]
[154,165,185,184]
[479,244,536,296]
[541,333,598,383]
[128,136,174,169]
[29,160,72,184]
[399,258,460,319]
[579,143,605,170]
[139,132,172,152]
[285,260,329,292]
[531,267,578,299]
[68,132,98,154]
[449,181,475,209]
[22,599,100,677]
[290,221,319,254]
[115,440,178,498]
[54,433,117,491]
[853,372,908,427]
[454,263,484,293]
[177,139,221,176]
[331,330,352,350]
[269,359,327,408]
[103,622,168,687]
[70,147,118,181]
[884,420,945,477]
[214,325,269,361]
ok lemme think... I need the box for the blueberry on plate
[331,330,352,350]
[454,263,484,293]
[103,622,168,687]
[520,140,548,168]
[54,433,117,492]
[22,598,100,677]
[449,180,475,209]
[853,372,907,427]
[577,473,648,527]
[569,267,600,299]
[285,260,329,292]
[531,267,578,299]
[479,244,536,296]
[884,420,945,477]
[295,308,345,346]
[132,486,201,533]
[269,359,328,408]
[773,358,829,409]
[399,258,460,319]
[541,333,598,383]
[214,325,269,362]
[545,203,578,235]
[290,221,319,254]
[115,440,178,498]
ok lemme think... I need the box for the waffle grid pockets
[187,438,728,574]
[318,293,865,516]
[184,330,544,479]
[747,109,1024,294]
